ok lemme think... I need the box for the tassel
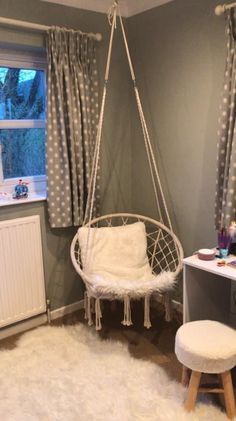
[91,297,95,314]
[144,294,152,329]
[87,295,93,326]
[84,291,88,320]
[122,295,133,326]
[127,296,132,326]
[95,298,102,330]
[164,292,172,322]
[122,296,127,326]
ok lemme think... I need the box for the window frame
[0,50,47,196]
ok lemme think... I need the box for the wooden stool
[175,320,236,419]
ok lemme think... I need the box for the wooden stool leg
[181,366,190,387]
[184,370,202,412]
[221,371,236,419]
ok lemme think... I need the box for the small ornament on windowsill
[13,179,29,200]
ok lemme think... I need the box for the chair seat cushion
[175,320,236,373]
[78,221,176,298]
[78,222,153,281]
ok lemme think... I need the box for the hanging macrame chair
[70,1,184,330]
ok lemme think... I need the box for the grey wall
[128,0,226,257]
[0,0,230,308]
[0,0,132,310]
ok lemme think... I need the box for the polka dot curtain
[46,27,100,228]
[215,12,236,230]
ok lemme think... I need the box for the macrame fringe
[91,296,96,314]
[84,291,88,320]
[164,292,172,322]
[86,292,172,329]
[95,298,102,330]
[122,295,133,326]
[87,295,93,326]
[144,294,151,329]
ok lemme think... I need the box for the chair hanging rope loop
[71,1,184,332]
[117,8,172,230]
[83,2,117,227]
[84,1,173,231]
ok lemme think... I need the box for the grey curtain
[215,12,236,230]
[46,27,100,228]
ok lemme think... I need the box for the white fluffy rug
[0,324,230,421]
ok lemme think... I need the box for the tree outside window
[0,66,46,181]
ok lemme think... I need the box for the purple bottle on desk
[229,222,236,255]
[218,228,231,258]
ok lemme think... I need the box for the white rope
[82,2,118,267]
[122,295,128,325]
[91,296,95,314]
[84,291,88,320]
[95,298,102,330]
[83,88,106,226]
[117,8,173,230]
[105,4,117,81]
[122,295,133,326]
[134,88,163,222]
[83,0,173,231]
[150,229,162,270]
[164,292,172,322]
[107,1,117,27]
[144,294,152,329]
[87,295,93,326]
[83,3,117,228]
[134,87,173,230]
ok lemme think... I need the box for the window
[0,50,46,201]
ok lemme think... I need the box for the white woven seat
[175,320,236,419]
[71,213,183,329]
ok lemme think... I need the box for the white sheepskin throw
[87,271,175,299]
[0,324,228,421]
[78,222,175,298]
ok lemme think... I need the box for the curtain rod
[0,16,102,41]
[215,2,236,15]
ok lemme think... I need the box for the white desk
[183,254,236,326]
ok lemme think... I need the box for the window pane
[0,128,45,179]
[0,67,45,120]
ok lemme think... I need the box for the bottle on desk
[229,222,236,255]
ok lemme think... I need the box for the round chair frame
[71,213,183,329]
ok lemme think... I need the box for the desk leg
[183,264,190,323]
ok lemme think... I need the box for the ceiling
[41,0,174,17]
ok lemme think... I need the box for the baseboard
[0,296,182,341]
[0,299,84,341]
[0,314,48,341]
[50,299,84,321]
[171,299,183,314]
[153,293,183,314]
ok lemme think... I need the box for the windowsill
[0,193,46,207]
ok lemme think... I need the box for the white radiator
[0,215,46,328]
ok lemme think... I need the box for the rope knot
[107,1,118,27]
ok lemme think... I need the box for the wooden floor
[61,300,184,383]
[96,300,183,382]
[0,300,182,382]
[0,299,235,405]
